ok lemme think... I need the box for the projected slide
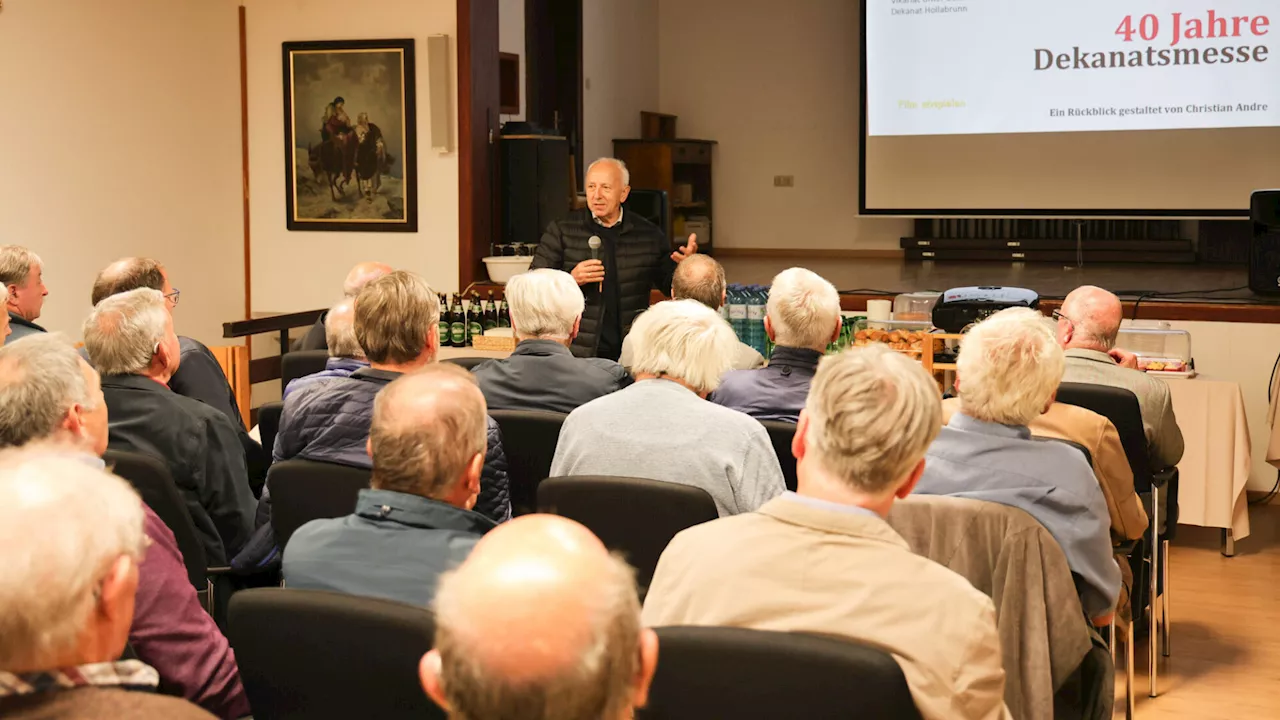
[866,0,1277,136]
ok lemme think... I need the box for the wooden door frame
[457,0,500,290]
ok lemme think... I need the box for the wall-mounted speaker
[1248,190,1280,295]
[427,34,453,152]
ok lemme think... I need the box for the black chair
[104,449,216,611]
[489,409,567,514]
[538,476,717,591]
[639,626,921,720]
[759,420,798,492]
[257,401,284,457]
[228,588,444,720]
[267,459,371,549]
[441,356,491,371]
[280,350,330,390]
[1056,381,1177,696]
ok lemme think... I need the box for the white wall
[657,0,910,251]
[0,0,244,345]
[499,0,526,123]
[583,0,659,166]
[243,0,459,315]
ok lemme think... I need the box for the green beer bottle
[468,292,484,343]
[449,293,466,347]
[438,294,453,347]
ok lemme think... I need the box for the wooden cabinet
[613,138,716,252]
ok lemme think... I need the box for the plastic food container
[482,256,533,284]
[1116,324,1194,377]
[892,292,942,322]
[853,319,942,354]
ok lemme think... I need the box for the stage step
[903,246,1197,264]
[901,237,1194,253]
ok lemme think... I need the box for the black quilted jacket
[531,209,676,358]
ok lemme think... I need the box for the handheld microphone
[587,236,603,291]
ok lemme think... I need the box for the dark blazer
[292,313,329,352]
[471,339,630,414]
[6,311,45,343]
[101,374,255,566]
[531,209,675,358]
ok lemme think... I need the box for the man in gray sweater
[551,299,784,516]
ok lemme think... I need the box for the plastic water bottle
[727,284,748,344]
[747,285,767,355]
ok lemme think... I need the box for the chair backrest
[281,350,330,388]
[268,459,372,549]
[538,476,717,590]
[441,356,491,371]
[228,588,444,720]
[1054,382,1152,493]
[104,449,209,587]
[638,626,921,720]
[489,409,567,514]
[258,401,284,457]
[759,420,798,492]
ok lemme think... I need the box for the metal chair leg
[1161,538,1171,658]
[1126,618,1136,720]
[1109,620,1117,667]
[1149,484,1160,698]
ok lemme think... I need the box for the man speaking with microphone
[531,157,697,360]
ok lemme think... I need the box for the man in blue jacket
[283,364,498,605]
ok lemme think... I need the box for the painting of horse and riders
[283,39,418,232]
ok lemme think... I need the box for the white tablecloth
[1163,377,1251,539]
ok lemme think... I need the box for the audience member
[0,334,249,719]
[1056,285,1184,469]
[275,270,510,522]
[293,261,392,351]
[551,299,784,516]
[421,515,657,720]
[90,257,267,491]
[915,308,1120,623]
[472,269,629,413]
[619,254,763,371]
[940,398,1149,543]
[1,244,48,342]
[0,451,215,719]
[642,345,1010,720]
[0,310,10,346]
[710,267,841,422]
[283,298,368,400]
[84,288,255,566]
[284,365,498,604]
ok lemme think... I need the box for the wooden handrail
[222,309,326,339]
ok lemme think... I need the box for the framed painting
[283,39,418,232]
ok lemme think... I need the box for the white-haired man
[294,261,394,351]
[472,269,629,413]
[283,298,369,400]
[0,452,215,719]
[421,515,658,720]
[551,299,784,516]
[84,288,255,568]
[532,157,697,360]
[2,244,49,343]
[619,254,764,372]
[284,365,499,605]
[915,308,1120,624]
[711,267,841,422]
[1056,285,1184,469]
[643,346,1011,720]
[0,335,250,719]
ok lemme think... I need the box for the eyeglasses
[1051,309,1074,326]
[164,288,181,307]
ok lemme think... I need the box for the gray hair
[355,271,440,365]
[324,299,364,360]
[369,364,487,500]
[432,552,642,720]
[0,245,42,288]
[586,157,630,187]
[629,299,739,395]
[506,269,584,341]
[671,255,726,310]
[83,288,169,376]
[805,345,942,495]
[767,268,841,351]
[958,307,1065,426]
[0,334,98,449]
[0,450,146,669]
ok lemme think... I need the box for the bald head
[324,299,363,359]
[671,254,726,310]
[1058,285,1123,351]
[424,515,656,720]
[369,364,486,506]
[91,257,167,307]
[343,261,393,298]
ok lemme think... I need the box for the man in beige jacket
[642,345,1012,720]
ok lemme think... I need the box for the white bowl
[482,256,534,284]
